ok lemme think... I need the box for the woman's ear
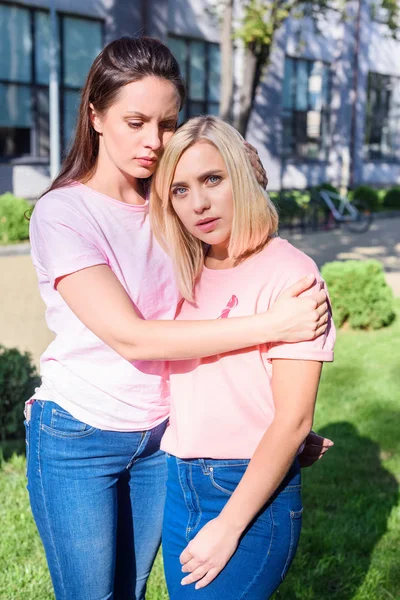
[89,103,102,134]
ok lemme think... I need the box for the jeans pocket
[41,406,97,439]
[281,507,303,580]
[209,464,248,497]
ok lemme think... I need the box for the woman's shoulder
[264,237,320,278]
[32,183,88,222]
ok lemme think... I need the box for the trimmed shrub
[352,185,380,212]
[383,187,400,210]
[318,182,340,195]
[0,193,31,244]
[0,346,40,442]
[321,260,395,330]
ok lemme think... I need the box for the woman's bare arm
[57,265,328,361]
[179,359,322,588]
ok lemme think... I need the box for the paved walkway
[281,217,400,297]
[1,217,399,365]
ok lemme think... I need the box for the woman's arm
[179,359,322,588]
[57,265,328,361]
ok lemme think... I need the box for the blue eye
[207,175,221,184]
[172,187,187,196]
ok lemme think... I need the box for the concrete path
[281,217,400,297]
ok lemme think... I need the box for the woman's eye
[207,175,221,185]
[161,122,177,131]
[172,187,187,197]
[128,122,143,129]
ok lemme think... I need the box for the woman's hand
[179,517,240,589]
[298,431,334,468]
[267,276,329,343]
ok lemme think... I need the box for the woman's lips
[136,157,157,167]
[196,218,220,233]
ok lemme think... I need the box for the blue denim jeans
[25,400,168,600]
[162,455,302,599]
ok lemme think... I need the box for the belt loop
[199,459,209,474]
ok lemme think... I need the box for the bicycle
[313,189,373,233]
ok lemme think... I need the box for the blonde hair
[150,115,278,302]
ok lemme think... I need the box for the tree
[217,0,400,136]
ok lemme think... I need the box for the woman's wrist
[256,311,279,345]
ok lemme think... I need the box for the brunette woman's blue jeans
[162,455,303,600]
[25,400,168,600]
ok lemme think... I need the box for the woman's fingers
[314,323,327,338]
[194,567,220,589]
[179,548,192,565]
[316,301,328,317]
[314,290,327,308]
[181,557,202,573]
[181,564,209,585]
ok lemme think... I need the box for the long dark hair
[47,37,185,194]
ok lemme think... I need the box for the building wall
[1,0,399,197]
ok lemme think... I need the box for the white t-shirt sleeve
[30,194,108,287]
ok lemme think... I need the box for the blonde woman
[151,116,336,599]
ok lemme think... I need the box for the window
[365,72,400,161]
[0,2,103,160]
[282,57,331,160]
[168,36,220,122]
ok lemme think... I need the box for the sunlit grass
[1,303,399,599]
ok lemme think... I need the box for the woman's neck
[205,244,235,270]
[84,162,146,206]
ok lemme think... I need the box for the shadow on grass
[274,421,399,600]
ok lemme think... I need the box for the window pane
[294,111,308,157]
[208,44,220,103]
[321,65,330,109]
[307,110,321,139]
[63,18,102,87]
[35,12,52,85]
[63,90,80,150]
[207,102,219,116]
[0,84,32,127]
[283,58,294,109]
[309,61,323,111]
[296,61,308,111]
[282,110,293,155]
[168,37,187,80]
[0,127,31,158]
[0,5,32,83]
[189,42,205,101]
[37,88,50,157]
[189,101,205,118]
[178,106,187,125]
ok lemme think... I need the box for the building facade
[0,0,399,197]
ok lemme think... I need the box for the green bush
[321,260,395,330]
[0,346,40,443]
[383,186,400,210]
[318,182,340,195]
[352,185,380,212]
[0,193,31,244]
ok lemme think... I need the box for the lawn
[1,303,399,600]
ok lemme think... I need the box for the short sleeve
[30,193,108,288]
[264,252,336,363]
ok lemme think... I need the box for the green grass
[1,303,399,599]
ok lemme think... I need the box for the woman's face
[92,76,180,180]
[170,141,234,250]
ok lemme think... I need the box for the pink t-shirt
[30,183,180,431]
[161,237,336,459]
